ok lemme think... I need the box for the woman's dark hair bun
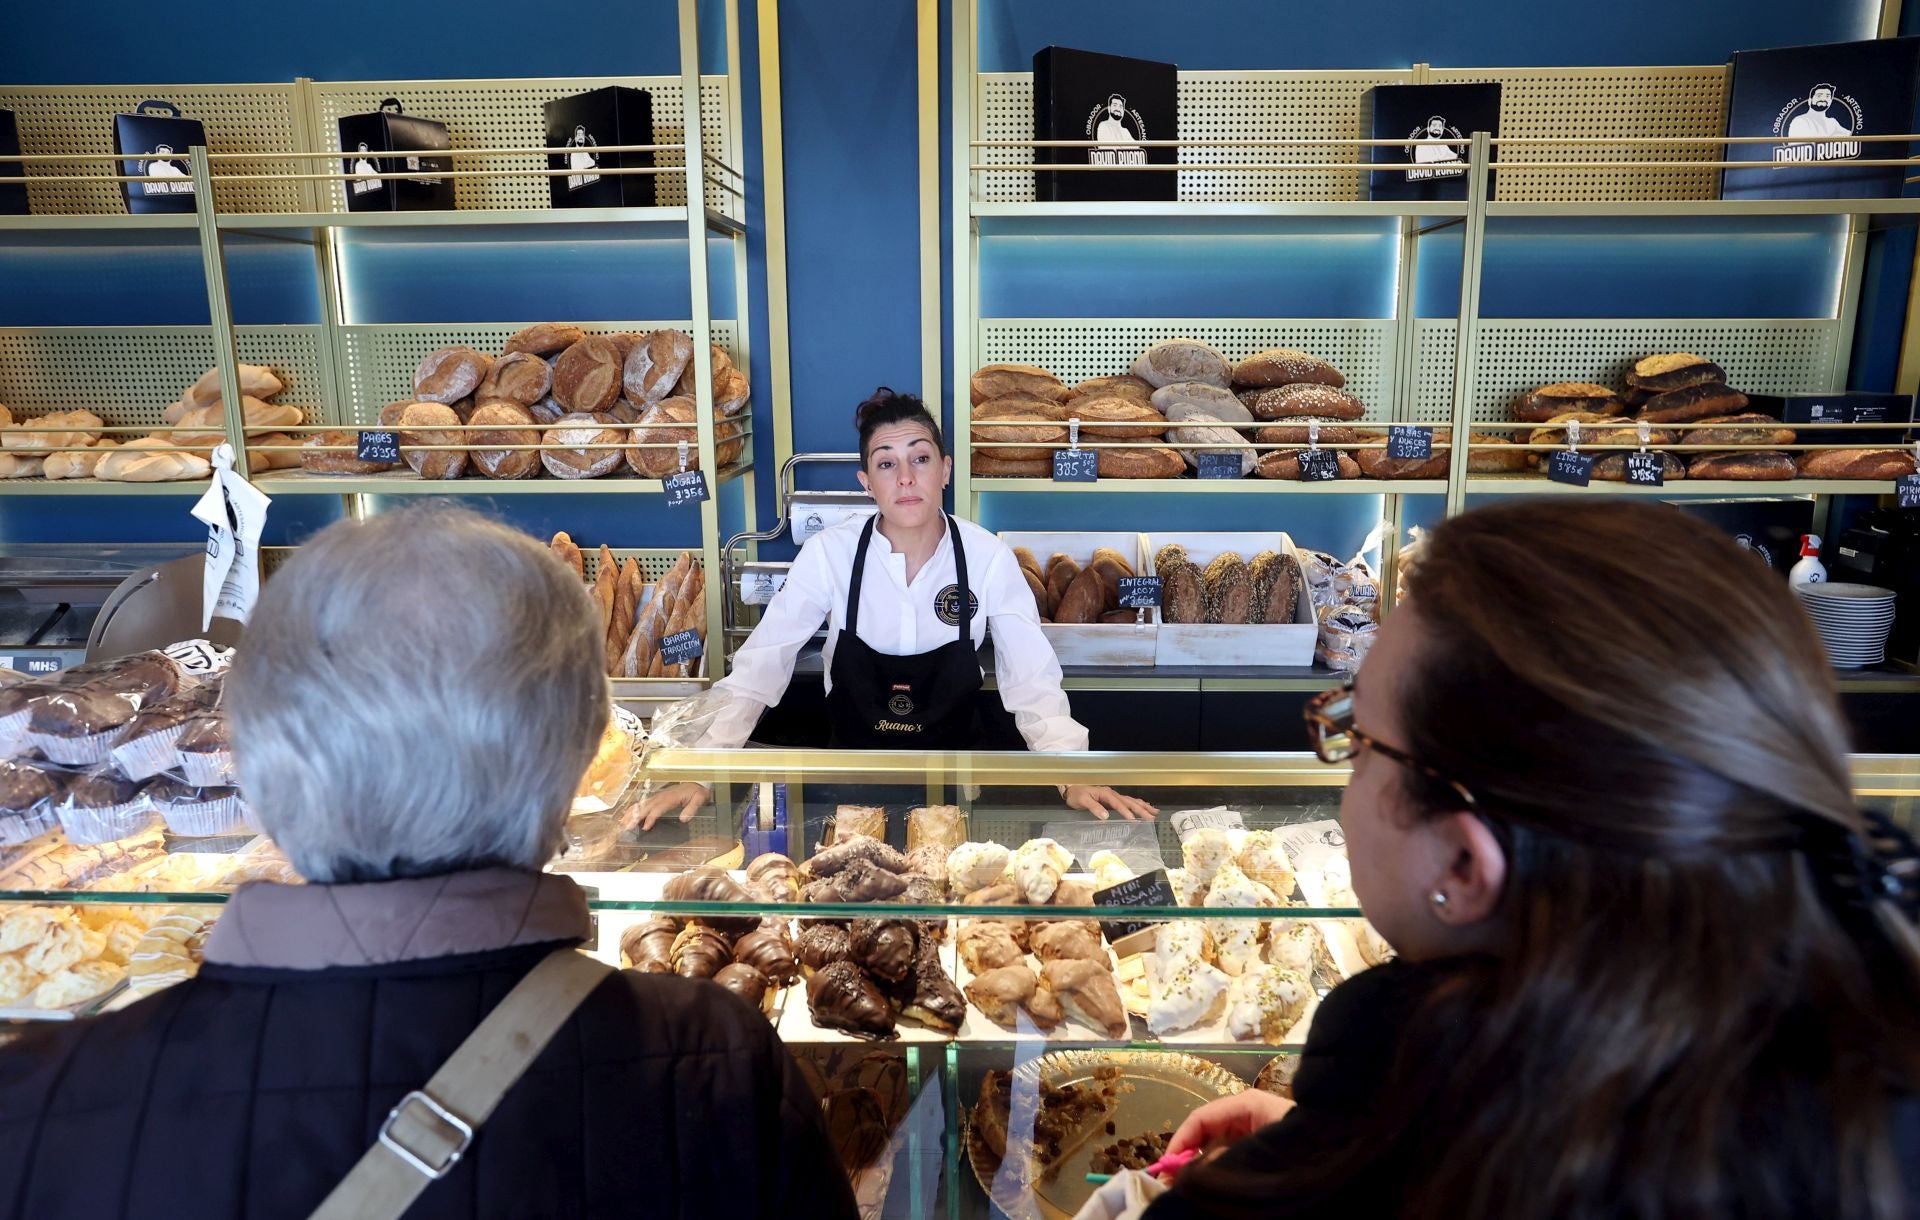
[855,387,945,464]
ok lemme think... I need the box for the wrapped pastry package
[55,766,157,846]
[1315,606,1379,674]
[0,759,62,845]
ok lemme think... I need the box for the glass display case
[2,746,1916,1220]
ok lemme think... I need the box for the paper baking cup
[0,805,56,846]
[0,708,32,758]
[57,796,158,845]
[111,723,192,781]
[157,791,248,837]
[26,726,125,768]
[177,747,236,789]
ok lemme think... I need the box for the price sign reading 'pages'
[664,469,710,507]
[1053,449,1098,482]
[1386,425,1433,460]
[356,430,400,464]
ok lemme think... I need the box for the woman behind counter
[642,389,1156,827]
[1145,499,1920,1220]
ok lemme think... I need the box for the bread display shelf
[249,463,754,497]
[1463,475,1905,497]
[970,477,1447,495]
[972,199,1470,220]
[212,205,744,238]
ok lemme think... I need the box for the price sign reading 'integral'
[663,469,710,507]
[1900,474,1920,509]
[1115,576,1162,609]
[1094,868,1178,942]
[1195,452,1243,479]
[659,628,704,667]
[1297,448,1343,482]
[1053,448,1098,482]
[356,430,400,464]
[1548,450,1594,487]
[1624,451,1666,487]
[1386,425,1434,460]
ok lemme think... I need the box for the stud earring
[1430,891,1448,908]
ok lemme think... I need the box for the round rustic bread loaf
[972,399,1068,461]
[468,402,541,480]
[714,366,751,416]
[1167,415,1255,476]
[542,412,625,479]
[474,351,552,407]
[1238,385,1366,421]
[625,397,744,477]
[1256,450,1361,480]
[397,402,467,480]
[1061,395,1167,439]
[1151,381,1247,420]
[502,322,585,356]
[1254,420,1360,447]
[413,347,491,404]
[1131,339,1230,389]
[1231,348,1345,390]
[1095,446,1185,479]
[970,364,1069,405]
[623,329,695,405]
[552,338,624,414]
[1071,375,1154,405]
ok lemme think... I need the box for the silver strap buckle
[378,1089,474,1180]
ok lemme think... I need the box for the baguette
[602,546,630,673]
[550,532,585,582]
[94,439,212,483]
[590,563,616,653]
[662,579,704,677]
[622,581,669,677]
[183,363,283,411]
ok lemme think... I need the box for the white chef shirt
[704,513,1088,753]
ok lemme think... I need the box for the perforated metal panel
[305,77,733,216]
[977,320,1394,409]
[1410,321,1459,423]
[1425,66,1729,201]
[0,326,327,427]
[1467,319,1840,422]
[0,84,307,214]
[334,321,738,426]
[978,71,1413,203]
[580,547,702,583]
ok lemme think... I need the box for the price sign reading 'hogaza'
[664,469,710,507]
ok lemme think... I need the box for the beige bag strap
[308,947,615,1220]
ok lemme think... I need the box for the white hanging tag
[1308,420,1321,451]
[1636,420,1651,452]
[1069,418,1081,450]
[677,438,690,473]
[1566,418,1582,451]
[187,443,272,629]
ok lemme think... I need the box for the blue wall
[0,0,1905,562]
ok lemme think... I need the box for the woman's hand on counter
[632,782,712,831]
[1063,785,1159,821]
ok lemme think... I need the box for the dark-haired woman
[641,390,1156,827]
[1146,498,1920,1220]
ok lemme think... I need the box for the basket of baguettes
[969,339,1525,481]
[293,323,749,483]
[1506,352,1919,482]
[547,533,707,684]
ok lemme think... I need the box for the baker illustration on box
[563,123,600,190]
[1086,93,1148,166]
[348,143,381,195]
[139,145,192,195]
[1406,116,1466,180]
[1775,82,1862,162]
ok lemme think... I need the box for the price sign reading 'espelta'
[1297,448,1342,481]
[1053,449,1098,482]
[659,628,704,666]
[1548,450,1594,487]
[1115,576,1162,609]
[1624,451,1666,487]
[356,430,400,464]
[664,469,710,507]
[1386,425,1434,460]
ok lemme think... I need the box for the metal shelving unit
[0,0,761,688]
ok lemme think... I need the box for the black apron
[826,515,984,749]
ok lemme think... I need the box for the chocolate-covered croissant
[797,923,855,973]
[713,962,771,1011]
[664,866,760,936]
[805,835,911,878]
[734,928,800,985]
[746,852,801,901]
[670,924,731,979]
[807,959,897,1039]
[620,914,680,973]
[889,933,966,1033]
[850,918,917,984]
[804,858,910,904]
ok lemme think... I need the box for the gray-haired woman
[0,505,857,1220]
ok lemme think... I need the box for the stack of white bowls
[1795,582,1899,668]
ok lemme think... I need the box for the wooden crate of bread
[998,532,1155,667]
[1146,532,1316,668]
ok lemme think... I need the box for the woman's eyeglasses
[1302,683,1480,809]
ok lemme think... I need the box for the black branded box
[1360,83,1500,201]
[111,100,205,214]
[338,99,453,213]
[0,109,25,215]
[544,86,655,208]
[1032,46,1177,203]
[1674,499,1817,576]
[1748,391,1917,446]
[1722,36,1920,200]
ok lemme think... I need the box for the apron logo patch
[887,691,916,717]
[934,584,980,626]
